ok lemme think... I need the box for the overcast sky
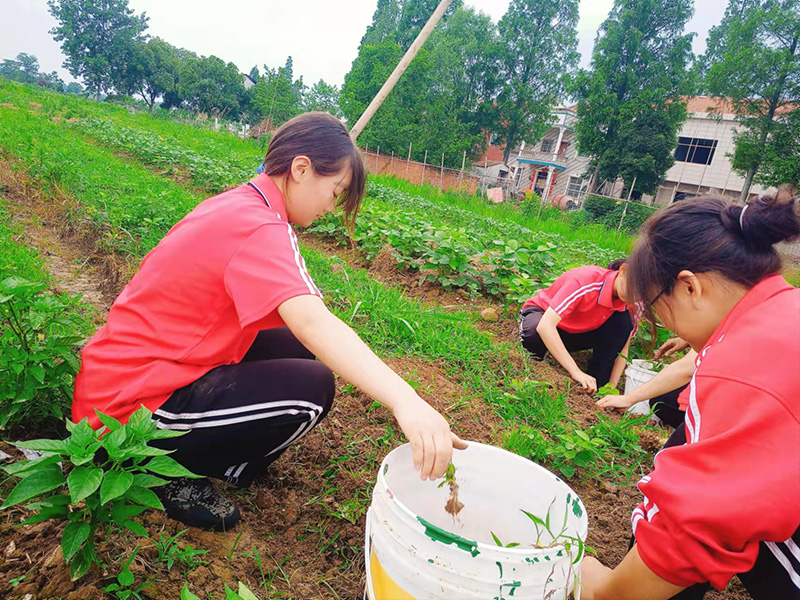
[2,0,727,87]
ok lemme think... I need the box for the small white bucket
[624,359,658,416]
[365,442,588,600]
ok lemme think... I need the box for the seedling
[595,383,620,399]
[438,462,463,517]
[153,529,208,571]
[103,546,153,600]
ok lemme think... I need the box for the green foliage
[304,80,341,117]
[493,0,579,164]
[0,53,65,91]
[0,276,90,428]
[582,195,656,234]
[702,0,800,197]
[573,0,695,195]
[248,57,304,126]
[153,529,209,571]
[596,384,620,399]
[181,582,261,600]
[102,547,153,599]
[47,0,149,99]
[0,406,194,580]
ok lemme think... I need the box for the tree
[179,54,244,117]
[493,0,580,165]
[574,0,695,196]
[249,57,305,126]
[702,0,800,200]
[114,37,181,110]
[752,105,800,188]
[361,0,402,46]
[0,53,40,84]
[48,0,149,100]
[65,81,84,94]
[304,80,341,116]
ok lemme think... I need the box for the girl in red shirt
[580,194,800,600]
[73,113,466,530]
[519,260,634,395]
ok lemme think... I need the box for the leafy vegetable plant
[0,405,197,580]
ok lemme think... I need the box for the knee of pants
[303,361,336,417]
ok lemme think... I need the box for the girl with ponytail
[580,194,800,600]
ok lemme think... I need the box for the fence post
[618,176,636,231]
[390,151,394,174]
[376,146,380,171]
[458,150,466,192]
[422,149,428,186]
[438,153,445,191]
[406,141,412,179]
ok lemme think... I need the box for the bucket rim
[376,441,588,556]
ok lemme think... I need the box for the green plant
[102,546,153,600]
[181,582,262,600]
[0,405,197,580]
[0,276,89,428]
[490,531,520,548]
[241,546,291,599]
[595,383,620,398]
[153,528,208,571]
[547,430,608,479]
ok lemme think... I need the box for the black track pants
[151,327,334,487]
[519,306,633,388]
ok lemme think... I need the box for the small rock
[480,307,499,322]
[4,540,15,557]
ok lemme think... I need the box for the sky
[1,0,728,87]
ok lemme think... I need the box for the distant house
[243,73,257,90]
[477,97,777,205]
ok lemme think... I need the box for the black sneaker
[155,477,241,531]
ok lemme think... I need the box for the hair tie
[739,204,748,231]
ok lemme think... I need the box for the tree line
[3,0,796,197]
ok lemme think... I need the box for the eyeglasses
[647,288,665,308]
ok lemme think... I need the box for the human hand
[392,396,468,480]
[654,337,689,359]
[596,393,639,410]
[579,556,612,600]
[572,371,598,395]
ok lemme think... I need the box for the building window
[540,138,555,154]
[489,132,501,146]
[566,176,587,198]
[675,137,718,165]
[499,169,509,179]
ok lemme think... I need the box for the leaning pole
[349,0,452,141]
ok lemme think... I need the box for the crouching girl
[73,112,466,531]
[519,260,635,395]
[580,194,800,600]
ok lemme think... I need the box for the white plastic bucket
[365,442,588,600]
[624,359,658,416]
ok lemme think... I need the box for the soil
[0,158,749,599]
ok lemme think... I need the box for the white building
[478,97,777,205]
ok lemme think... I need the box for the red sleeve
[548,272,587,318]
[632,375,800,589]
[223,223,321,328]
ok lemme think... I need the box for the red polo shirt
[522,266,629,333]
[73,175,321,429]
[632,275,800,589]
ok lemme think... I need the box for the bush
[581,195,656,235]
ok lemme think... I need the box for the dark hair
[263,112,366,233]
[607,258,627,271]
[628,194,800,322]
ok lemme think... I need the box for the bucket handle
[364,507,375,600]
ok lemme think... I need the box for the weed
[102,547,153,600]
[153,529,208,571]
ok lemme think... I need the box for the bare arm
[580,547,686,600]
[608,339,630,389]
[536,307,597,394]
[597,350,697,409]
[278,295,466,480]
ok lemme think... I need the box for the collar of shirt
[701,274,793,355]
[597,269,626,310]
[249,174,289,222]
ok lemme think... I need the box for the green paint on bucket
[428,559,434,564]
[383,463,389,476]
[496,561,503,577]
[572,497,583,518]
[417,517,480,557]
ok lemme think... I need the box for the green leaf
[2,454,62,476]
[28,364,45,383]
[181,584,202,600]
[67,467,103,504]
[69,544,94,580]
[145,456,201,479]
[122,520,148,537]
[62,521,90,563]
[131,473,168,488]
[125,485,163,510]
[95,410,123,432]
[224,584,243,600]
[14,438,69,454]
[100,470,133,505]
[118,568,134,587]
[1,464,65,509]
[101,426,128,455]
[111,503,148,522]
[237,583,260,600]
